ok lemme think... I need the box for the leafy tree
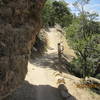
[41,0,55,27]
[52,1,73,27]
[66,0,100,78]
[42,0,73,27]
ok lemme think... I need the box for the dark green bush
[42,0,73,27]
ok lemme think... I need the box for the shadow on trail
[29,52,72,74]
[5,81,77,100]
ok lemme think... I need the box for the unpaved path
[7,28,100,100]
[25,56,62,100]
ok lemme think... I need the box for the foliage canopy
[42,0,73,27]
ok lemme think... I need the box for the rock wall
[0,0,46,99]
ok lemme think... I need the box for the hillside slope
[6,27,100,100]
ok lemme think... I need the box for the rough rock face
[0,0,46,99]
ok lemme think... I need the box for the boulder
[0,0,46,99]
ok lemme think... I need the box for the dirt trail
[7,28,100,100]
[47,28,75,56]
[26,56,63,100]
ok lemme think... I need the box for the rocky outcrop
[0,0,46,99]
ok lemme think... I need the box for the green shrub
[42,0,73,27]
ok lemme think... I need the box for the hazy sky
[65,0,100,21]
